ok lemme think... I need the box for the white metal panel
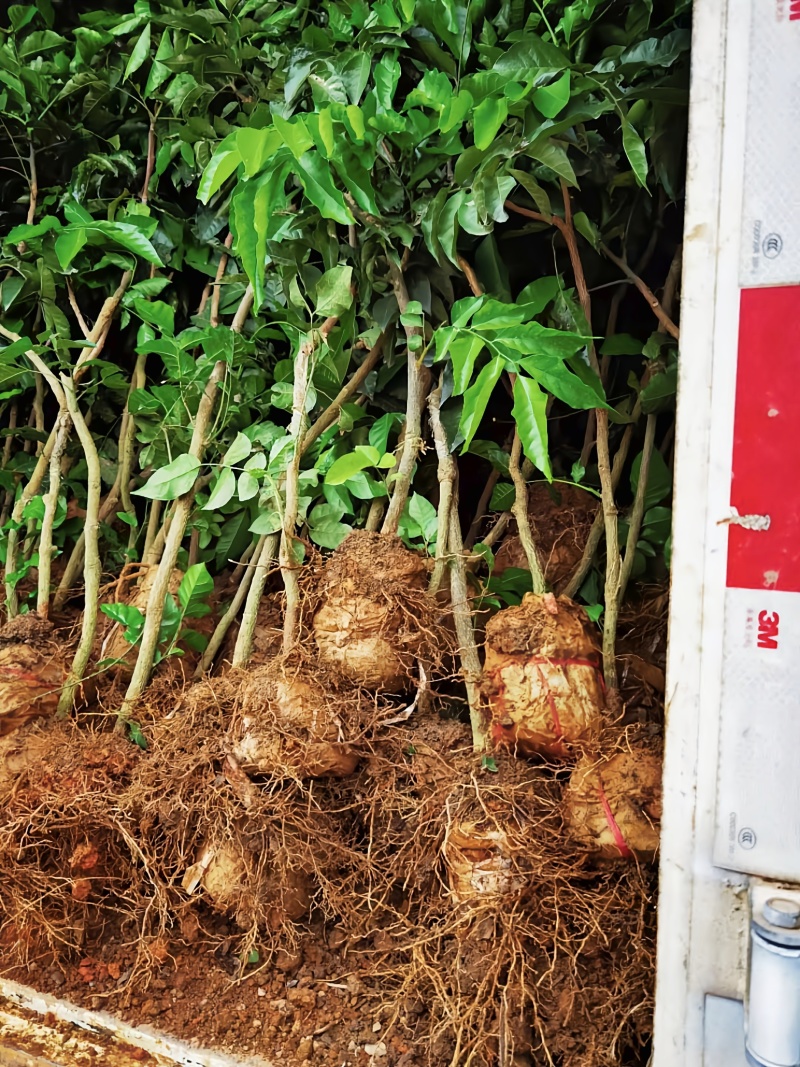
[739,5,800,287]
[704,997,749,1067]
[653,0,752,1062]
[715,587,800,879]
[656,1,800,1064]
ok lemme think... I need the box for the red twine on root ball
[596,775,633,859]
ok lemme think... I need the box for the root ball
[312,531,431,691]
[232,665,361,778]
[563,746,662,860]
[494,482,598,592]
[0,617,65,736]
[444,818,527,903]
[482,594,605,759]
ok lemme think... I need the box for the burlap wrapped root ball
[444,817,528,904]
[482,593,605,760]
[230,664,360,778]
[0,615,65,736]
[493,482,598,593]
[563,746,663,861]
[312,530,432,692]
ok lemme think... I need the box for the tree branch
[599,243,680,340]
[381,261,430,536]
[301,332,386,454]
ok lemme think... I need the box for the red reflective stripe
[596,776,633,859]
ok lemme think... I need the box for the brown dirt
[482,594,606,759]
[312,531,438,692]
[493,482,598,592]
[0,616,66,736]
[0,566,664,1066]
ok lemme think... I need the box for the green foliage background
[0,0,687,683]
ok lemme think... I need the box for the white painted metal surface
[0,978,271,1067]
[655,1,800,1064]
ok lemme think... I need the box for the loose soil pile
[0,532,665,1066]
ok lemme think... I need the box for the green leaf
[533,72,570,118]
[128,721,148,750]
[294,151,353,226]
[100,603,145,645]
[630,448,672,509]
[198,143,242,203]
[622,119,649,188]
[368,412,404,454]
[222,432,253,467]
[178,562,214,615]
[473,96,508,152]
[231,158,291,308]
[203,467,236,511]
[310,518,352,549]
[236,127,283,178]
[133,454,201,500]
[601,334,643,356]
[440,89,473,134]
[326,451,372,484]
[526,140,577,187]
[92,222,162,265]
[237,470,260,501]
[573,212,600,249]
[374,54,400,110]
[315,265,354,317]
[345,104,365,141]
[512,375,551,479]
[490,481,514,511]
[459,356,504,448]
[516,276,560,314]
[249,509,282,535]
[55,227,88,270]
[273,113,314,161]
[520,355,610,411]
[509,169,552,217]
[408,493,438,542]
[640,364,677,413]
[449,332,486,395]
[124,23,151,81]
[493,36,569,82]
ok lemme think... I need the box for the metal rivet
[763,897,800,929]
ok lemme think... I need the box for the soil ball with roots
[0,615,65,736]
[482,593,605,759]
[444,818,528,904]
[312,530,432,691]
[563,745,663,860]
[494,482,598,593]
[182,836,314,929]
[230,663,361,779]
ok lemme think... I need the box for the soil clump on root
[312,531,438,692]
[493,482,598,592]
[0,615,67,736]
[483,593,606,759]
